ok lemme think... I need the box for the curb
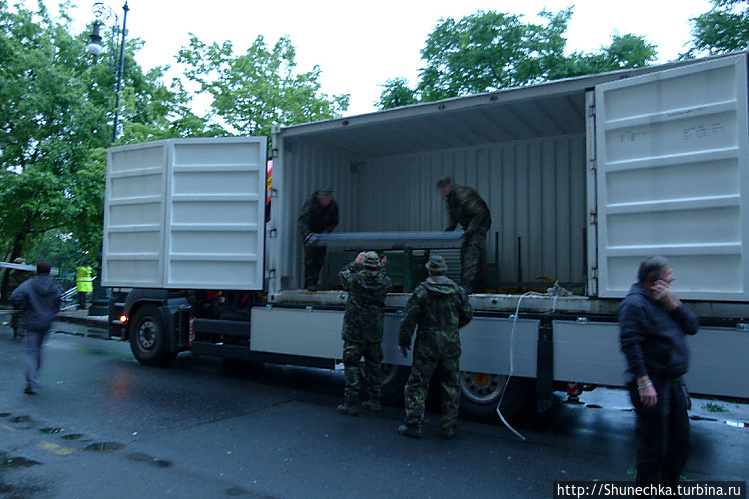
[54,314,108,330]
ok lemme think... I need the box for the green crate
[383,250,429,292]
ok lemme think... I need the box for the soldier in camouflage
[297,187,339,290]
[397,255,473,439]
[437,177,492,294]
[337,251,393,416]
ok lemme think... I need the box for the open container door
[164,137,267,290]
[104,137,267,291]
[594,54,749,301]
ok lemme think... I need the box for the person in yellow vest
[75,262,94,310]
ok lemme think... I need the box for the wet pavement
[0,315,747,497]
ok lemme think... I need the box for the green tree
[685,0,749,57]
[177,34,350,137]
[0,1,195,300]
[379,9,657,108]
[377,77,418,110]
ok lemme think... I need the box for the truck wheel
[458,372,533,423]
[379,364,409,405]
[129,305,175,367]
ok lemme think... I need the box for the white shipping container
[271,52,749,303]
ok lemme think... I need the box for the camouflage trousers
[342,339,383,404]
[461,229,487,290]
[403,355,460,430]
[304,246,327,289]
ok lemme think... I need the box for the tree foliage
[685,0,749,57]
[0,0,205,299]
[378,9,657,109]
[177,34,350,137]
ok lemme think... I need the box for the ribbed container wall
[278,141,355,289]
[278,134,586,290]
[359,135,587,288]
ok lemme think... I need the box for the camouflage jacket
[339,262,393,343]
[398,275,473,359]
[297,192,339,239]
[445,185,491,234]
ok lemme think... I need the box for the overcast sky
[55,0,714,116]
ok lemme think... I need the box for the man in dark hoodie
[337,251,393,416]
[9,260,62,395]
[618,256,699,491]
[398,255,473,439]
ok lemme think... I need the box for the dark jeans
[78,291,88,309]
[628,376,690,490]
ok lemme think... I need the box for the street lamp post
[86,1,129,143]
[86,2,130,316]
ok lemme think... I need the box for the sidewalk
[55,306,108,328]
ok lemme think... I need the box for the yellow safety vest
[75,266,94,293]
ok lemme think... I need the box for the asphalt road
[0,320,747,498]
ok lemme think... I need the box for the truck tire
[458,372,534,423]
[129,304,176,367]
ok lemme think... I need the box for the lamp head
[86,22,103,57]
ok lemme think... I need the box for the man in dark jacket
[618,256,699,490]
[398,255,473,439]
[297,187,339,290]
[9,260,62,395]
[337,251,393,416]
[437,177,491,293]
[8,257,32,340]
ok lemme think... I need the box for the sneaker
[441,426,456,440]
[337,403,359,417]
[361,400,381,412]
[24,384,36,395]
[397,424,422,439]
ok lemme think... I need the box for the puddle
[40,427,64,434]
[690,415,718,422]
[61,433,85,441]
[226,487,250,496]
[0,453,41,469]
[127,452,172,468]
[82,442,126,452]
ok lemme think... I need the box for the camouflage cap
[436,177,453,188]
[425,255,448,273]
[362,251,381,269]
[318,186,333,196]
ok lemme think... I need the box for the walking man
[8,257,32,340]
[618,256,699,490]
[297,187,339,291]
[337,251,392,416]
[437,177,491,293]
[398,255,473,439]
[9,261,62,395]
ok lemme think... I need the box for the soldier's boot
[361,398,381,413]
[441,424,456,440]
[337,402,359,417]
[397,424,422,439]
